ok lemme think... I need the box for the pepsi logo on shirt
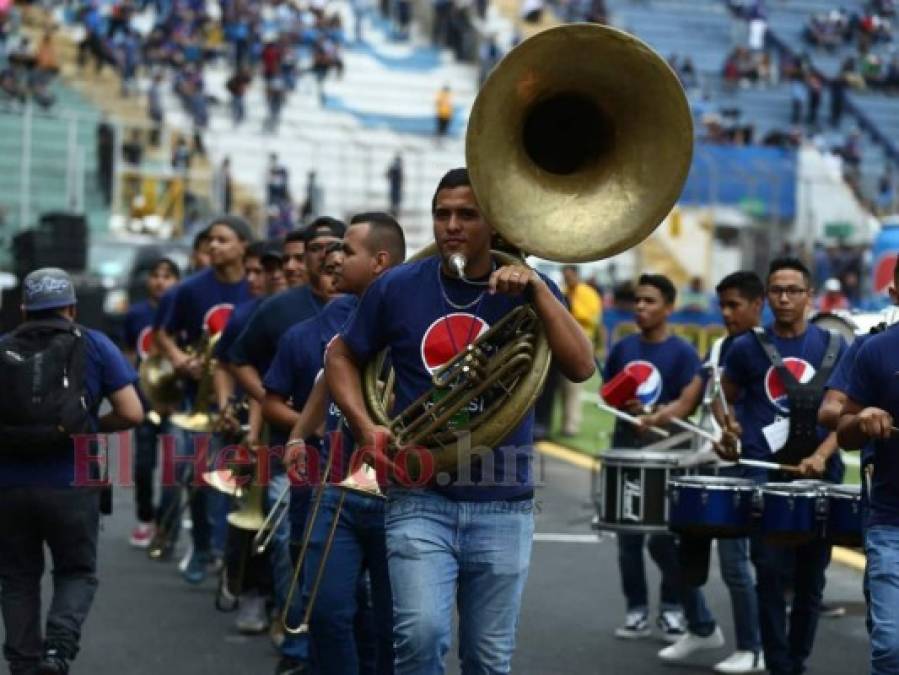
[622,360,663,407]
[763,357,815,414]
[420,313,489,374]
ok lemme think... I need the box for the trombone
[252,484,290,554]
[280,450,384,634]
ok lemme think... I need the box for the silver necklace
[437,264,485,309]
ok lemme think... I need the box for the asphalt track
[7,448,869,674]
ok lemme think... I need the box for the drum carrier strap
[751,327,841,466]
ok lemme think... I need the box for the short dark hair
[562,264,579,275]
[767,256,811,286]
[715,270,764,300]
[284,230,305,245]
[25,307,72,321]
[151,257,181,279]
[192,227,210,251]
[637,273,676,305]
[350,211,407,264]
[431,167,471,213]
[245,241,266,260]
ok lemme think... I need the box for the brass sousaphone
[362,24,693,473]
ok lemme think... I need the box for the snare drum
[824,484,863,547]
[597,449,693,533]
[668,476,757,538]
[760,482,825,545]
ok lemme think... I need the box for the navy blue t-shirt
[0,327,139,488]
[263,295,356,446]
[603,333,701,447]
[340,256,564,501]
[162,268,251,346]
[123,299,157,363]
[229,285,327,375]
[845,324,899,527]
[152,286,177,331]
[724,324,846,482]
[215,297,261,364]
[826,333,874,469]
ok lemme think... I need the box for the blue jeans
[385,489,534,675]
[866,525,899,674]
[155,428,211,553]
[751,535,830,675]
[717,538,761,652]
[617,533,682,615]
[303,487,393,675]
[267,472,293,613]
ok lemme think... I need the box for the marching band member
[326,168,594,674]
[640,271,765,673]
[280,212,406,675]
[602,274,710,643]
[209,240,272,633]
[155,215,254,584]
[123,257,181,549]
[232,218,345,675]
[718,258,846,675]
[836,306,899,675]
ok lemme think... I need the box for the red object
[601,370,639,409]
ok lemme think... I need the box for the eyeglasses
[767,286,808,298]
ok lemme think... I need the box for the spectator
[266,154,290,206]
[171,135,191,174]
[679,276,711,313]
[214,157,233,214]
[818,277,850,312]
[790,72,806,124]
[386,153,403,216]
[147,73,164,146]
[878,169,896,214]
[805,72,823,127]
[264,75,286,132]
[560,264,601,437]
[96,117,115,206]
[121,129,143,166]
[226,67,251,127]
[301,171,324,222]
[813,242,833,286]
[435,85,453,138]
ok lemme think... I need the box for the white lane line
[533,533,601,544]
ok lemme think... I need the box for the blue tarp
[680,144,797,221]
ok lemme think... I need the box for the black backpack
[0,319,92,456]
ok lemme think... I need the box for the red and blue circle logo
[203,303,234,335]
[623,360,662,406]
[137,326,154,360]
[764,357,815,413]
[420,313,489,374]
[874,253,898,295]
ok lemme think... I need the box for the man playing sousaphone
[326,168,595,673]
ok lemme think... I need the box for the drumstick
[667,417,720,444]
[738,458,803,475]
[596,402,670,438]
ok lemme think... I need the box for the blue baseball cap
[22,267,77,311]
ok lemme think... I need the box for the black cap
[302,217,346,243]
[208,214,255,242]
[261,238,284,263]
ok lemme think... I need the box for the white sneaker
[714,650,766,674]
[658,626,725,661]
[235,593,269,634]
[657,610,687,643]
[614,611,651,639]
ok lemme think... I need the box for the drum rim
[669,475,757,491]
[762,482,821,497]
[823,484,861,498]
[601,449,691,466]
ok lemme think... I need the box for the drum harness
[752,327,841,471]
